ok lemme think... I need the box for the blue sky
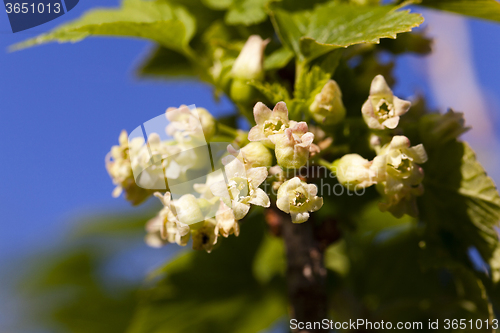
[1,2,500,331]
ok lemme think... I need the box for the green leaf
[419,0,500,23]
[332,208,494,325]
[202,0,269,26]
[127,215,287,333]
[264,47,294,70]
[418,116,500,281]
[138,46,196,78]
[225,0,269,25]
[11,0,196,53]
[290,50,341,118]
[202,0,233,10]
[17,210,154,333]
[252,234,286,283]
[324,240,350,276]
[271,2,424,61]
[295,65,330,101]
[249,81,290,105]
[379,30,432,55]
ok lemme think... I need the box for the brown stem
[279,209,328,332]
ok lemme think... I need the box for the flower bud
[309,80,346,125]
[271,122,314,169]
[172,194,204,225]
[362,75,411,130]
[240,142,273,168]
[230,35,269,105]
[197,107,216,140]
[276,177,323,223]
[335,154,378,190]
[231,35,269,81]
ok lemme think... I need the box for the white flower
[191,219,218,253]
[335,154,378,190]
[270,122,315,169]
[309,80,346,125]
[193,171,226,199]
[144,192,191,248]
[248,101,295,148]
[276,177,323,223]
[166,105,216,141]
[231,35,269,81]
[171,193,205,226]
[374,136,428,218]
[145,214,190,248]
[211,159,270,220]
[215,200,239,238]
[105,130,152,205]
[362,75,411,130]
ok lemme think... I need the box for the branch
[275,207,329,332]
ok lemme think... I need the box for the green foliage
[419,0,500,23]
[325,204,494,329]
[18,211,154,333]
[11,0,196,54]
[418,137,500,281]
[202,0,268,25]
[271,2,424,61]
[138,47,196,78]
[264,46,294,70]
[249,80,291,105]
[12,0,500,331]
[252,234,286,283]
[126,214,287,333]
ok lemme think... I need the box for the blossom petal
[224,158,247,179]
[272,101,289,122]
[232,200,251,220]
[382,116,400,129]
[210,181,231,199]
[246,167,268,187]
[253,102,272,125]
[393,96,411,116]
[290,211,310,224]
[248,126,267,141]
[370,75,392,97]
[276,194,290,213]
[407,144,428,164]
[249,188,270,207]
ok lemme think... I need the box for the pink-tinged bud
[271,122,315,169]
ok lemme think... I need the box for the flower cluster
[336,75,428,217]
[106,106,216,205]
[106,73,428,252]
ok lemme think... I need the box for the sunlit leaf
[271,2,424,61]
[11,0,196,53]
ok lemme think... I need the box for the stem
[317,158,332,170]
[280,210,328,332]
[217,122,239,137]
